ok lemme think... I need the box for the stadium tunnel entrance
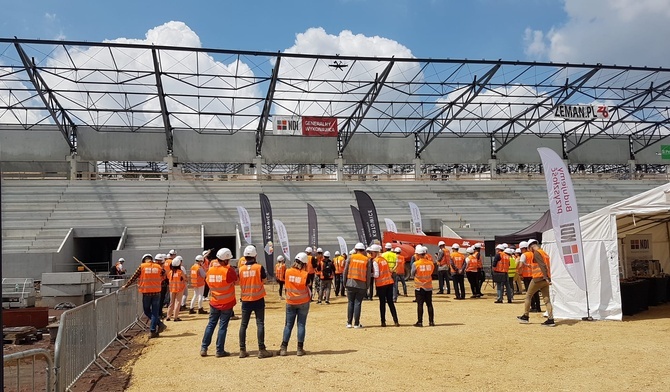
[72,228,124,273]
[202,222,237,257]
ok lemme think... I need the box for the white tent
[543,182,670,321]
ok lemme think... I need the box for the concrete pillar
[253,157,264,178]
[66,154,78,180]
[335,158,345,181]
[413,158,423,180]
[628,159,636,176]
[163,155,175,180]
[489,158,497,179]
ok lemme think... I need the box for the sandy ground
[125,283,670,392]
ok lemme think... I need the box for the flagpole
[580,243,594,321]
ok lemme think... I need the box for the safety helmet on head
[168,249,176,256]
[305,246,313,253]
[335,251,340,255]
[438,241,446,247]
[452,243,460,249]
[354,242,366,251]
[369,244,382,253]
[294,252,308,265]
[385,242,393,249]
[323,251,331,257]
[527,239,539,247]
[504,248,514,254]
[415,245,426,254]
[466,247,474,254]
[277,255,285,262]
[216,248,233,260]
[519,241,529,249]
[349,250,355,255]
[515,248,522,254]
[394,247,402,253]
[317,247,323,253]
[195,255,204,262]
[154,254,164,261]
[243,245,257,258]
[118,257,125,263]
[142,254,153,261]
[171,256,183,267]
[501,243,509,249]
[474,243,482,249]
[495,244,505,250]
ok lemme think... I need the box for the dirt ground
[101,283,669,391]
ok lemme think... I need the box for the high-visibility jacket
[473,251,483,269]
[414,258,434,290]
[450,252,466,274]
[306,255,315,275]
[163,259,172,277]
[382,250,397,270]
[275,263,286,282]
[317,259,324,279]
[207,265,236,308]
[285,268,310,306]
[508,257,517,278]
[203,258,210,271]
[239,263,266,302]
[465,255,479,272]
[521,251,534,278]
[138,262,162,294]
[190,264,205,287]
[531,249,551,280]
[375,257,395,287]
[168,269,186,293]
[395,255,406,275]
[494,252,510,273]
[334,256,345,274]
[347,253,369,282]
[438,249,451,267]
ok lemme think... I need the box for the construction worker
[202,249,212,300]
[512,249,523,294]
[317,251,335,304]
[412,246,435,327]
[493,246,513,303]
[314,248,324,299]
[166,256,186,321]
[518,242,541,312]
[450,244,466,300]
[112,258,126,276]
[279,252,311,357]
[160,252,173,309]
[305,247,316,300]
[436,241,451,294]
[465,247,482,298]
[474,243,485,294]
[343,242,371,329]
[371,244,400,327]
[333,251,346,297]
[200,248,237,357]
[238,245,273,358]
[275,255,287,300]
[517,239,555,327]
[189,255,208,315]
[123,254,167,338]
[393,247,407,302]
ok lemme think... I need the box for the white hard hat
[385,242,393,249]
[154,254,163,261]
[243,245,257,258]
[394,247,402,253]
[515,248,522,254]
[474,243,482,249]
[171,256,183,267]
[504,248,514,254]
[168,249,176,255]
[496,244,505,250]
[519,241,529,249]
[305,246,313,253]
[195,255,204,262]
[349,250,355,255]
[466,247,474,254]
[528,239,539,246]
[277,255,285,262]
[354,242,366,250]
[217,248,233,260]
[118,257,125,263]
[438,241,446,247]
[294,252,308,264]
[335,251,340,255]
[369,244,382,252]
[324,251,331,257]
[452,243,460,249]
[415,245,426,254]
[317,247,323,253]
[142,254,153,261]
[202,250,210,257]
[502,243,509,249]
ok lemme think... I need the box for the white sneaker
[203,298,209,301]
[354,324,364,329]
[346,324,352,329]
[543,311,549,318]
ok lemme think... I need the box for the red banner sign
[301,116,338,136]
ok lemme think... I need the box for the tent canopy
[494,210,551,245]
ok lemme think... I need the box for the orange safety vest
[239,263,266,302]
[285,268,310,306]
[190,264,205,287]
[521,251,534,278]
[465,255,478,272]
[531,249,551,280]
[414,258,434,290]
[450,252,465,274]
[347,253,369,282]
[334,256,345,274]
[494,252,510,273]
[163,259,172,276]
[473,251,483,269]
[207,265,236,308]
[306,255,315,275]
[138,262,162,294]
[275,263,286,282]
[203,258,210,271]
[168,269,186,293]
[375,257,395,287]
[317,259,324,279]
[425,253,434,262]
[395,255,406,275]
[438,249,451,266]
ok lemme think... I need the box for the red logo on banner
[302,116,338,136]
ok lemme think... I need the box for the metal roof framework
[1,38,669,159]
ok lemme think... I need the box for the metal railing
[3,348,55,392]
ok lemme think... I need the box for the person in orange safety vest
[189,255,208,315]
[122,254,167,338]
[238,245,273,359]
[278,252,311,357]
[412,245,435,327]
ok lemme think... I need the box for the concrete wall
[52,229,76,273]
[422,136,490,164]
[2,253,54,280]
[77,127,167,161]
[567,137,630,164]
[343,134,414,164]
[632,137,669,164]
[0,128,70,161]
[496,135,563,164]
[262,135,338,164]
[173,130,255,163]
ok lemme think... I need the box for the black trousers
[437,270,451,293]
[203,283,210,298]
[523,277,541,310]
[415,289,434,324]
[159,280,169,309]
[478,268,485,291]
[334,274,345,296]
[452,274,466,299]
[466,271,480,296]
[278,280,284,296]
[367,277,375,299]
[377,284,398,324]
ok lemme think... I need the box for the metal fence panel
[95,293,118,356]
[117,285,138,333]
[54,301,97,392]
[3,348,55,392]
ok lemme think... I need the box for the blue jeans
[282,302,309,344]
[201,307,233,354]
[142,293,161,332]
[346,287,366,325]
[496,277,513,302]
[394,274,407,301]
[239,298,265,350]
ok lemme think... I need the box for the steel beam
[492,67,600,155]
[256,55,281,157]
[151,49,173,155]
[14,42,77,152]
[414,64,500,157]
[337,60,395,156]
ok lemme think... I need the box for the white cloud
[524,0,670,66]
[44,13,56,21]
